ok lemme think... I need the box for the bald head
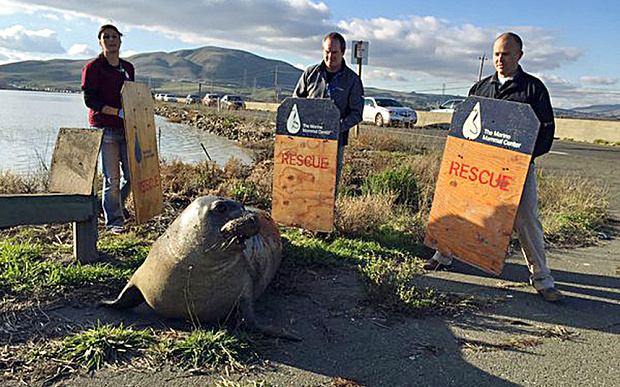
[493,32,523,78]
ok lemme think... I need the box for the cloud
[579,76,618,86]
[11,2,581,79]
[67,43,95,57]
[13,0,333,52]
[0,25,65,53]
[122,49,139,58]
[533,73,620,108]
[41,12,59,20]
[364,69,408,82]
[0,0,37,15]
[338,18,582,81]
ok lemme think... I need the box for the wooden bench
[0,128,103,263]
[0,193,98,263]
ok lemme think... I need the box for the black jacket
[293,60,364,146]
[469,66,555,158]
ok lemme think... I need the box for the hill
[0,46,302,94]
[0,46,618,117]
[571,103,620,119]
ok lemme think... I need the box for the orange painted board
[272,135,338,232]
[121,82,163,224]
[424,136,531,274]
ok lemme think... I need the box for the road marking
[549,151,569,155]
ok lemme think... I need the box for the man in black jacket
[425,32,563,302]
[293,32,364,186]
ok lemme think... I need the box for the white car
[430,99,465,113]
[185,94,201,104]
[363,97,417,127]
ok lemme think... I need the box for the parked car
[363,97,417,127]
[202,93,221,107]
[163,94,180,103]
[430,98,465,113]
[220,95,245,110]
[154,93,168,101]
[185,94,201,104]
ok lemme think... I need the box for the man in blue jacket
[293,32,364,186]
[425,32,563,302]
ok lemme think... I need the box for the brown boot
[538,287,564,302]
[423,259,451,271]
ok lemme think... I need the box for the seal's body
[103,196,281,325]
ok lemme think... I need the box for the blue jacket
[293,60,364,146]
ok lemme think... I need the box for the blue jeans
[100,127,131,228]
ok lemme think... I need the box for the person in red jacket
[81,24,135,234]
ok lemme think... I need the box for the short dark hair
[98,24,123,39]
[323,32,346,53]
[496,32,522,51]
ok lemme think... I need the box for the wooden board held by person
[121,81,163,224]
[272,98,340,232]
[425,96,539,274]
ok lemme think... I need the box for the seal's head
[176,196,259,254]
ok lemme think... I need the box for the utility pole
[198,82,202,97]
[478,53,487,81]
[274,65,279,103]
[442,83,446,103]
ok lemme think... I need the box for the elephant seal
[102,195,294,338]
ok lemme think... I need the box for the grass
[55,322,155,371]
[215,379,273,387]
[537,170,610,246]
[358,256,445,313]
[27,323,250,372]
[157,329,249,370]
[0,239,132,296]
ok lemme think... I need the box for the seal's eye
[214,202,227,213]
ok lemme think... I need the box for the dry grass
[336,192,397,236]
[0,170,48,194]
[537,170,610,246]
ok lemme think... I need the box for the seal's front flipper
[239,294,301,341]
[99,284,146,309]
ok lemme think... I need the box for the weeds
[358,256,444,314]
[55,322,154,371]
[157,329,248,370]
[362,166,420,207]
[0,169,48,194]
[537,170,609,246]
[215,379,273,387]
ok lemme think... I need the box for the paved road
[360,124,620,387]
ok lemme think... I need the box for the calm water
[0,89,253,174]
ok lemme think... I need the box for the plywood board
[121,82,163,224]
[424,96,540,275]
[49,128,103,195]
[425,137,531,274]
[272,136,338,232]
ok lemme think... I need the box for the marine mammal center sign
[121,82,163,224]
[425,96,539,274]
[272,98,340,232]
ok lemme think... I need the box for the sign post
[351,40,369,138]
[121,82,163,224]
[425,96,539,274]
[272,98,340,232]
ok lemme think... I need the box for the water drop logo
[286,104,301,134]
[463,102,482,140]
[134,133,143,163]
